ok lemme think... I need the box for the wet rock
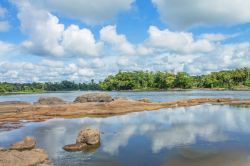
[63,128,101,152]
[74,93,113,103]
[0,147,6,151]
[10,136,36,151]
[76,128,100,145]
[63,143,87,151]
[0,149,53,166]
[138,98,151,103]
[0,101,31,106]
[36,97,66,105]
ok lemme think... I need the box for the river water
[0,91,250,166]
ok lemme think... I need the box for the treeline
[0,80,101,93]
[100,68,250,90]
[0,68,250,93]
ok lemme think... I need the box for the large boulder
[36,97,66,105]
[76,128,100,145]
[63,128,100,152]
[10,136,36,151]
[74,93,113,103]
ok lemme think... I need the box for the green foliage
[245,80,250,87]
[101,68,250,91]
[0,67,249,93]
[0,80,101,94]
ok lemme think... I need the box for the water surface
[0,90,250,102]
[1,104,250,166]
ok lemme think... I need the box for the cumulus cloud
[17,1,64,56]
[146,26,214,53]
[15,1,102,57]
[0,41,15,55]
[62,25,102,57]
[152,0,250,29]
[30,0,135,24]
[100,25,136,55]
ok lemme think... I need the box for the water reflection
[1,104,250,165]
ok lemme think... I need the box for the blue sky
[0,0,249,82]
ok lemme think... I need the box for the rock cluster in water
[0,136,53,166]
[63,128,100,152]
[74,93,113,103]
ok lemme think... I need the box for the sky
[0,0,249,83]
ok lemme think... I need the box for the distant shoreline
[1,88,250,96]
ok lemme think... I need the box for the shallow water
[1,104,250,166]
[0,90,250,102]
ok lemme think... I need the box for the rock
[138,98,151,103]
[63,143,87,152]
[0,149,53,166]
[10,136,36,151]
[74,93,113,103]
[36,97,66,105]
[63,128,101,152]
[0,147,6,151]
[76,128,100,145]
[0,101,31,106]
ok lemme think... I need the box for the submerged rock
[63,128,100,152]
[36,97,66,105]
[63,143,87,151]
[10,136,36,151]
[76,128,100,145]
[74,93,113,103]
[138,98,151,103]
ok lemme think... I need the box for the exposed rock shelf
[0,137,53,166]
[0,93,250,131]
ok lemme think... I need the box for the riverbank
[1,88,250,96]
[0,97,250,131]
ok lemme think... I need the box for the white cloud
[17,1,64,56]
[100,25,136,55]
[199,33,227,42]
[0,7,10,32]
[62,25,102,57]
[14,1,103,58]
[146,26,214,53]
[0,21,10,32]
[31,0,135,24]
[78,68,95,77]
[40,59,64,68]
[152,0,250,29]
[0,41,15,56]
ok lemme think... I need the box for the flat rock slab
[0,149,53,166]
